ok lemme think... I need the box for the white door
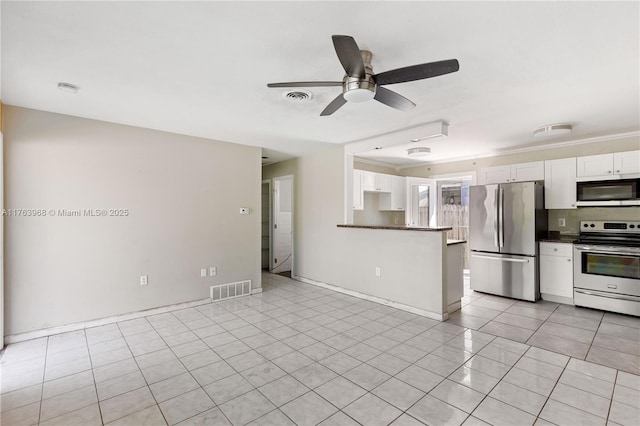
[272,176,293,274]
[406,177,435,227]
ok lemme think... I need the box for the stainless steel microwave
[576,178,640,206]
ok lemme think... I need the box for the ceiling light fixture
[533,123,572,137]
[57,82,79,93]
[407,147,431,157]
[409,121,449,142]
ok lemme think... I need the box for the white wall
[4,106,262,335]
[263,146,448,317]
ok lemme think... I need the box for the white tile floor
[0,272,638,426]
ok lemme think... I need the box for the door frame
[261,179,272,271]
[271,175,294,274]
[405,177,436,227]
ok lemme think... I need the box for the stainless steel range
[574,221,640,316]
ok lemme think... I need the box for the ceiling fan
[267,35,460,116]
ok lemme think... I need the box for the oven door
[574,245,640,316]
[573,245,640,296]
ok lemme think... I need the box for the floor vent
[210,280,252,301]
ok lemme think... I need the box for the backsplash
[548,207,639,234]
[353,192,405,226]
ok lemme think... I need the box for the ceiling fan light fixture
[407,147,431,157]
[533,123,572,137]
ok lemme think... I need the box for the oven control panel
[580,221,640,233]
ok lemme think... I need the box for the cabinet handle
[567,259,571,262]
[616,170,621,173]
[571,204,576,207]
[607,170,612,174]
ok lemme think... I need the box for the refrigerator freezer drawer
[470,252,539,301]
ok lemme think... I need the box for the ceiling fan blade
[332,35,365,78]
[374,59,460,85]
[267,81,343,88]
[373,86,416,111]
[320,94,347,116]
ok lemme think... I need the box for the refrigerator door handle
[498,186,505,248]
[471,254,530,263]
[493,187,500,248]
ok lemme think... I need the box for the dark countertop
[447,240,467,246]
[337,224,453,232]
[539,232,578,244]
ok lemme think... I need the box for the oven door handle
[575,289,640,303]
[574,244,640,255]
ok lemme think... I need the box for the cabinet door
[613,150,640,174]
[540,254,573,298]
[480,165,510,184]
[379,176,406,211]
[376,173,392,192]
[353,170,364,210]
[544,158,577,209]
[576,153,614,177]
[362,171,377,191]
[391,176,406,210]
[510,161,544,182]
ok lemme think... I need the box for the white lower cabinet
[539,242,574,304]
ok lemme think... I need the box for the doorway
[436,177,472,269]
[261,180,271,270]
[406,177,436,227]
[271,175,293,275]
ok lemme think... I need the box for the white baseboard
[4,297,212,345]
[541,293,574,306]
[251,288,263,294]
[293,274,447,321]
[448,300,462,314]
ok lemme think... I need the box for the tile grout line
[36,336,50,425]
[82,328,105,426]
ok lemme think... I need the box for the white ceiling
[2,2,639,166]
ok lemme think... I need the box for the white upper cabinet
[577,151,640,178]
[480,161,544,184]
[510,161,546,182]
[544,157,577,209]
[379,176,406,211]
[362,171,392,192]
[614,150,640,175]
[576,153,613,178]
[479,165,511,184]
[353,170,364,211]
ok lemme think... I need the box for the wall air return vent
[210,280,252,301]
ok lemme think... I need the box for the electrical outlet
[140,275,148,286]
[210,266,217,276]
[375,267,381,277]
[558,218,566,227]
[200,268,207,278]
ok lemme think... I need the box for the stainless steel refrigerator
[469,181,547,301]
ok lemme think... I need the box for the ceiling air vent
[283,90,313,102]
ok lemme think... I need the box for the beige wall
[399,135,640,177]
[353,192,405,226]
[353,161,398,175]
[4,106,262,335]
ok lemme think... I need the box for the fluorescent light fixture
[407,147,431,157]
[409,121,448,142]
[533,123,572,137]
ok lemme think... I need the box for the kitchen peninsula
[305,224,465,320]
